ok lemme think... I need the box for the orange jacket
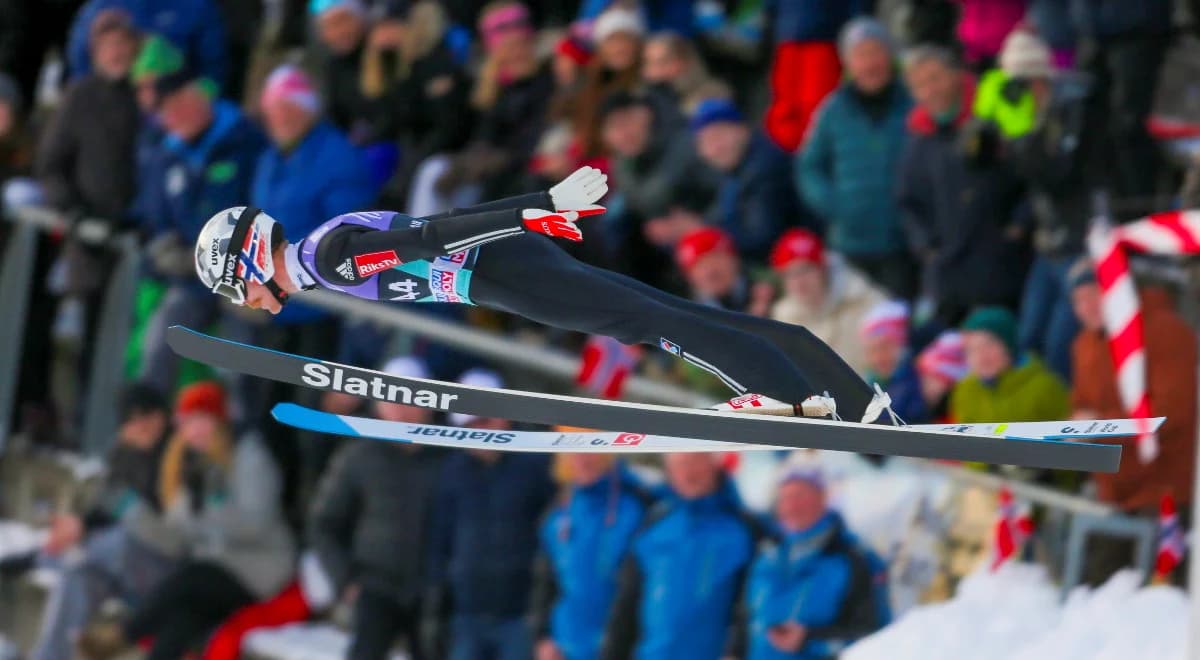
[1071,288,1198,510]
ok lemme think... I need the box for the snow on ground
[844,564,1190,660]
[0,520,45,560]
[242,623,407,660]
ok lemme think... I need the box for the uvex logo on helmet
[209,239,221,267]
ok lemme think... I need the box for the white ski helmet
[194,206,287,305]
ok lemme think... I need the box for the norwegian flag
[991,486,1035,571]
[1154,493,1186,581]
[576,335,642,399]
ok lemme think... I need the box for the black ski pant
[123,560,256,660]
[471,234,874,420]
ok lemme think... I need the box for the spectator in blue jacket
[135,66,266,392]
[686,98,812,263]
[798,18,916,299]
[745,465,891,660]
[601,453,758,660]
[67,0,226,87]
[429,445,556,660]
[533,455,648,660]
[253,64,376,325]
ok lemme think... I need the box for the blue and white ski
[272,402,1160,455]
[166,326,1132,471]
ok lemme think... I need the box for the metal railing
[0,202,1185,600]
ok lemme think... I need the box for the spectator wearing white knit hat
[572,6,646,160]
[995,27,1102,382]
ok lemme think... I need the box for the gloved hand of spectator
[549,166,609,210]
[147,232,196,277]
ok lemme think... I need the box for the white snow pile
[242,623,408,660]
[844,564,1190,660]
[0,520,45,559]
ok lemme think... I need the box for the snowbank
[845,564,1190,660]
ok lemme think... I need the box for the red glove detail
[522,210,583,242]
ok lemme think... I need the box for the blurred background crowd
[1,0,1200,658]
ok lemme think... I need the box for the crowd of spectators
[2,0,1200,658]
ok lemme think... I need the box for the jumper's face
[776,479,826,533]
[1072,283,1103,332]
[963,331,1012,380]
[696,122,749,173]
[599,32,640,73]
[906,58,959,119]
[847,38,893,95]
[92,29,139,80]
[565,454,613,487]
[243,280,283,314]
[685,250,739,301]
[665,452,720,500]
[642,40,684,84]
[317,7,366,55]
[601,105,652,158]
[864,333,902,379]
[779,262,826,307]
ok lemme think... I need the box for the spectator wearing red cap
[859,300,928,423]
[769,229,885,374]
[915,331,967,422]
[79,381,295,660]
[675,226,757,312]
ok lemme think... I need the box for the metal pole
[0,221,39,450]
[80,234,140,454]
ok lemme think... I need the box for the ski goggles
[212,206,287,307]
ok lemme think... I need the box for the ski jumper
[295,192,874,418]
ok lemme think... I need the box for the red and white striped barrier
[1087,210,1200,463]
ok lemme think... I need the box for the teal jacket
[797,83,912,256]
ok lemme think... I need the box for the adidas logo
[335,259,356,281]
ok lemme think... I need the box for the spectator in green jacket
[949,306,1070,423]
[798,17,916,299]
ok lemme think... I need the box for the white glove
[549,166,608,211]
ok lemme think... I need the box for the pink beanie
[261,65,320,114]
[480,3,532,51]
